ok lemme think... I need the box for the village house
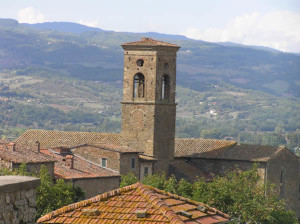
[7,38,300,217]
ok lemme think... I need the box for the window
[280,169,286,198]
[131,157,136,169]
[134,73,145,98]
[164,63,169,70]
[102,158,107,167]
[136,59,144,67]
[144,167,149,176]
[161,75,169,100]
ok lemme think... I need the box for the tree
[119,172,137,187]
[36,166,75,218]
[120,165,298,224]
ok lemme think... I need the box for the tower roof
[122,37,180,49]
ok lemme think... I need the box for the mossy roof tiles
[37,182,229,224]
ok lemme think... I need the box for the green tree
[191,165,297,223]
[119,172,138,187]
[36,166,75,218]
[120,166,298,224]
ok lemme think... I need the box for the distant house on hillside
[37,182,230,224]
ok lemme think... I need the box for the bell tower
[121,38,180,173]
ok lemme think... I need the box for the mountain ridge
[0,18,299,98]
[0,18,299,149]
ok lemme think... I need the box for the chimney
[35,141,40,153]
[66,155,74,169]
[8,142,16,151]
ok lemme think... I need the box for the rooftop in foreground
[37,182,230,224]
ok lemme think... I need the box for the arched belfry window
[161,75,169,100]
[134,73,145,98]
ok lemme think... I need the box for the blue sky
[1,0,300,52]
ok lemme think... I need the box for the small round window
[136,59,144,67]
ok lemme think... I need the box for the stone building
[172,139,300,216]
[0,142,55,177]
[0,138,121,199]
[13,38,300,217]
[121,38,179,174]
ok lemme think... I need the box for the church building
[10,38,300,217]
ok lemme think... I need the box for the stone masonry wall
[266,150,300,218]
[71,176,120,199]
[0,175,40,224]
[120,153,140,177]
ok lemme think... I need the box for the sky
[1,0,300,53]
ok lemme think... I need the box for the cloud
[17,7,45,24]
[182,11,300,53]
[77,20,100,28]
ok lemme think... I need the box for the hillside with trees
[0,18,299,153]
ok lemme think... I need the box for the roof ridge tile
[136,183,184,224]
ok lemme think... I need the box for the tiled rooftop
[174,139,292,162]
[15,130,293,162]
[40,149,119,180]
[221,144,288,162]
[139,154,157,161]
[0,144,55,164]
[15,129,122,149]
[122,37,180,48]
[37,182,230,224]
[175,139,237,158]
[72,143,142,154]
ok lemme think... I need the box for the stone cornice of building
[121,101,177,106]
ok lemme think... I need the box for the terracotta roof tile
[15,129,122,149]
[72,144,142,154]
[122,37,180,48]
[16,129,292,163]
[174,139,293,162]
[0,144,55,164]
[139,155,157,161]
[175,139,237,158]
[37,182,229,224]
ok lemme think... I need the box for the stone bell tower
[121,38,180,173]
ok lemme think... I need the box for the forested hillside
[0,18,299,152]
